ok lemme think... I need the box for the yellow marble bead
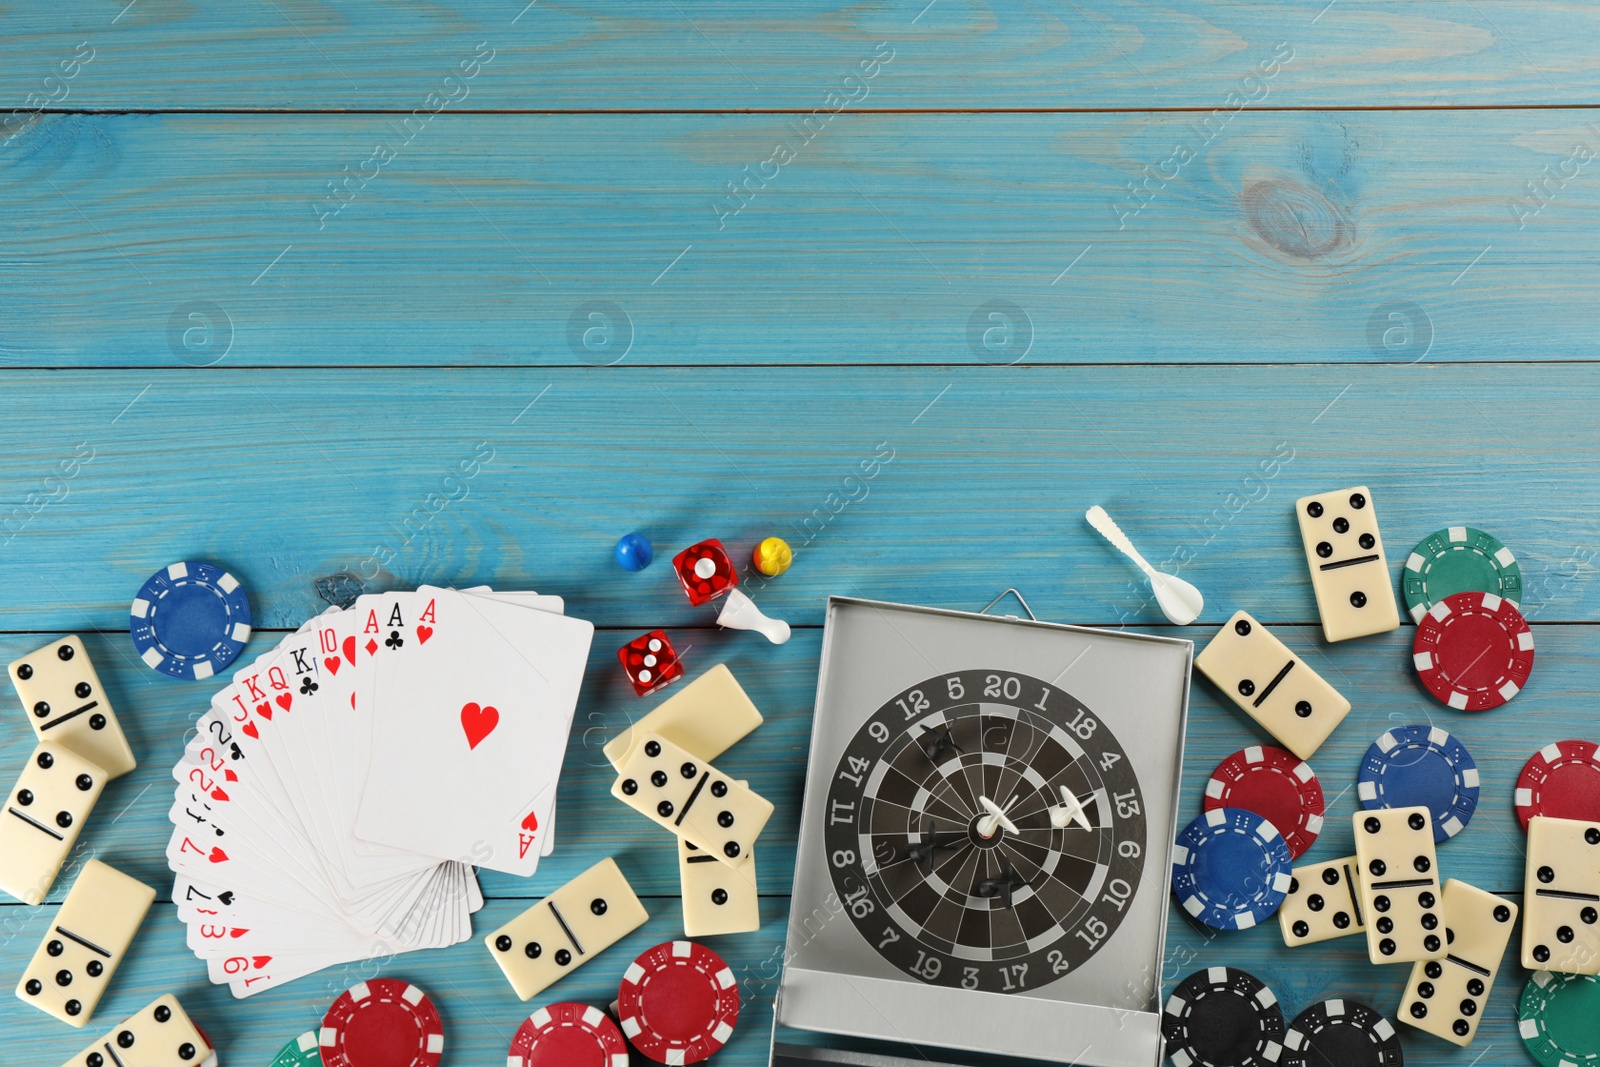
[752,536,793,576]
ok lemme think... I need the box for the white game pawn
[1050,786,1093,831]
[716,589,791,644]
[977,794,1020,838]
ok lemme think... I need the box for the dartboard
[823,669,1146,993]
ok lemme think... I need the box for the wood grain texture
[2,366,1598,632]
[4,0,1600,110]
[5,111,1600,367]
[0,609,1575,1064]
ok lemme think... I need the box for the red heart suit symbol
[324,656,341,675]
[223,769,239,782]
[255,701,272,722]
[460,702,499,750]
[230,928,249,938]
[241,722,259,740]
[521,810,539,833]
[343,635,357,661]
[417,625,434,644]
[275,693,292,711]
[252,956,271,968]
[211,788,230,802]
[208,847,228,863]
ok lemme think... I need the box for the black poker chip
[1162,966,1286,1067]
[1284,999,1403,1066]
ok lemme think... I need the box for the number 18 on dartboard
[777,598,1192,1067]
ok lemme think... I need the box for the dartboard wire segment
[824,669,1146,992]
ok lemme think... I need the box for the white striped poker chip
[616,941,740,1066]
[1202,745,1325,859]
[129,560,252,680]
[319,978,444,1067]
[1161,966,1286,1067]
[1170,808,1294,931]
[1412,591,1534,711]
[508,1002,628,1067]
[1357,724,1480,842]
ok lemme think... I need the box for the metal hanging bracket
[978,588,1036,621]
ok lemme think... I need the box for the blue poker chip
[129,561,252,680]
[1358,724,1480,842]
[1171,808,1294,931]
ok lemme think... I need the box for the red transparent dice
[673,538,739,606]
[618,630,684,696]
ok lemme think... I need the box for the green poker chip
[270,1031,321,1067]
[1520,971,1600,1067]
[1401,526,1522,622]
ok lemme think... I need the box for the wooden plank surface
[5,0,1600,110]
[0,366,1595,1064]
[0,608,1585,1064]
[4,111,1600,368]
[2,366,1598,631]
[6,1,1597,1061]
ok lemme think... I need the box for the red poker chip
[1412,591,1535,711]
[1515,739,1600,830]
[616,941,740,1065]
[319,978,444,1067]
[1201,745,1325,859]
[509,1002,629,1067]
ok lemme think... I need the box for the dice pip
[618,630,685,697]
[484,857,649,1000]
[673,538,738,606]
[611,731,773,869]
[1279,855,1365,947]
[16,859,156,1027]
[1521,815,1600,974]
[1194,610,1351,759]
[1353,806,1445,964]
[61,994,215,1067]
[1398,879,1517,1046]
[1295,486,1401,642]
[9,636,136,780]
[0,742,107,905]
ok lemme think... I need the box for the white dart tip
[716,589,791,644]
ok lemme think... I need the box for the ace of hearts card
[353,586,593,875]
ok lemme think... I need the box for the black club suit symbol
[385,630,404,651]
[299,678,319,696]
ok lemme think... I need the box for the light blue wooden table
[5,3,1600,1064]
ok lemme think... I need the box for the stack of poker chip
[1162,968,1402,1067]
[514,941,740,1067]
[1173,746,1323,931]
[1402,526,1534,711]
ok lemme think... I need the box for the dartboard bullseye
[823,668,1147,993]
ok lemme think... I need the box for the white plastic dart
[976,794,1020,838]
[1050,786,1093,832]
[716,589,791,644]
[1085,505,1204,625]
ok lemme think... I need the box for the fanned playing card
[162,586,579,995]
